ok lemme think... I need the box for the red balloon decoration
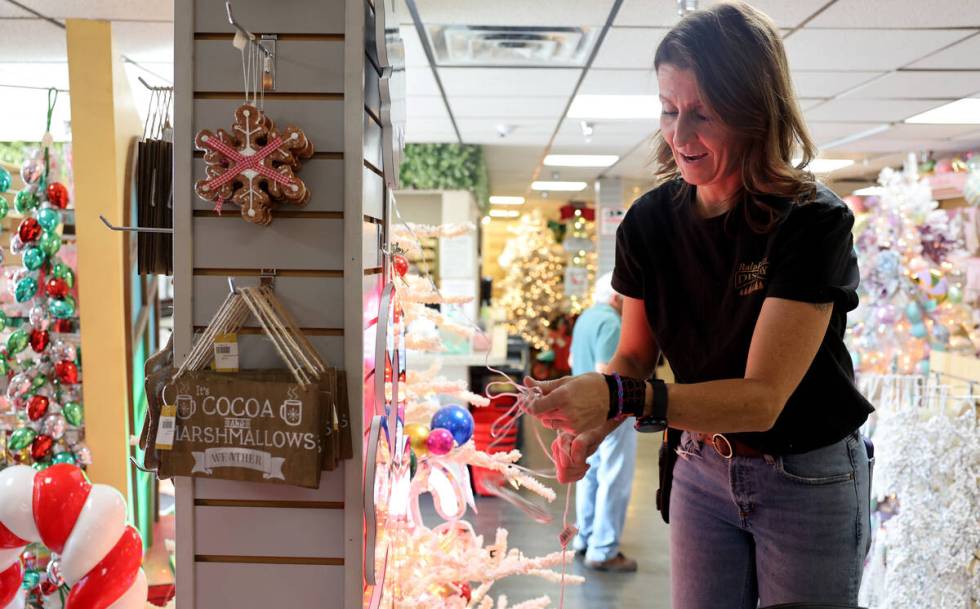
[45,182,69,209]
[30,435,53,461]
[393,254,409,277]
[45,277,69,299]
[32,463,92,553]
[65,526,143,609]
[18,218,42,243]
[0,561,22,608]
[29,329,49,353]
[52,319,74,333]
[27,395,49,421]
[55,360,78,385]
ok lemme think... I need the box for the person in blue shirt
[569,272,638,572]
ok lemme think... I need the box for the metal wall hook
[100,215,174,234]
[137,76,174,92]
[225,1,273,57]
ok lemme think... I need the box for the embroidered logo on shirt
[735,257,769,295]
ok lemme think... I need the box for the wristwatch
[634,379,668,433]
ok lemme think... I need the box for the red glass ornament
[40,580,59,596]
[27,395,49,421]
[455,582,471,602]
[29,329,49,353]
[393,254,409,277]
[30,434,53,461]
[55,360,78,384]
[52,319,74,333]
[46,182,69,209]
[18,217,42,243]
[45,278,69,299]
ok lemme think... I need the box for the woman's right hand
[551,420,621,483]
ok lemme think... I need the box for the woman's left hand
[524,373,610,435]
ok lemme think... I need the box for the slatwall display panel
[195,564,344,609]
[194,40,345,93]
[363,166,384,220]
[193,275,344,328]
[192,157,344,212]
[193,99,345,153]
[364,112,383,171]
[195,507,345,557]
[195,468,344,501]
[237,334,345,368]
[365,64,381,118]
[192,217,344,269]
[362,221,382,269]
[194,0,345,34]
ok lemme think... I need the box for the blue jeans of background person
[670,430,871,609]
[573,422,637,562]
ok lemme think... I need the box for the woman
[525,3,874,608]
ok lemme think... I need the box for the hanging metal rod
[0,83,68,93]
[225,1,273,57]
[99,215,174,234]
[137,76,174,92]
[121,55,173,86]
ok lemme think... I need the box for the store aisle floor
[469,417,671,608]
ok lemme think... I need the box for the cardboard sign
[158,370,324,488]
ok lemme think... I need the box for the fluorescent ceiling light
[793,157,855,173]
[489,195,525,205]
[852,186,884,196]
[905,98,980,124]
[489,209,521,218]
[531,180,588,191]
[567,95,661,119]
[544,154,619,167]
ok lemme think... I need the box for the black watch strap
[635,378,668,433]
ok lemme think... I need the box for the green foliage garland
[399,143,489,210]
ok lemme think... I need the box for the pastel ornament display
[0,464,147,609]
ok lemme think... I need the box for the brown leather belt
[693,433,767,459]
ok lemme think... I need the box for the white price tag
[157,404,177,451]
[213,333,239,372]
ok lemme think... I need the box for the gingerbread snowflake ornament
[194,104,314,225]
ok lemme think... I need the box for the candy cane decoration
[0,464,147,609]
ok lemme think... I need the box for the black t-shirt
[612,179,873,454]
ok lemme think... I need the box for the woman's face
[657,64,739,194]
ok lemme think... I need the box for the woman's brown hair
[652,1,817,231]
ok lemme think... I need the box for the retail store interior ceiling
[1,1,979,204]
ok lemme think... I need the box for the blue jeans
[670,430,871,608]
[573,421,637,562]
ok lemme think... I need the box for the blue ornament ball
[916,359,931,375]
[910,322,928,339]
[905,302,922,322]
[924,299,938,313]
[430,404,474,446]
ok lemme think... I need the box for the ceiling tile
[838,137,968,154]
[484,145,544,173]
[592,27,667,70]
[807,0,980,28]
[0,20,66,62]
[112,21,173,63]
[554,118,656,148]
[456,117,558,145]
[953,128,980,141]
[405,117,457,143]
[805,122,887,146]
[9,0,173,20]
[799,98,826,110]
[614,0,828,28]
[792,71,883,98]
[407,65,441,96]
[805,98,950,122]
[410,0,615,26]
[578,68,657,95]
[400,25,429,68]
[845,70,980,99]
[784,29,967,71]
[0,6,31,17]
[910,32,980,69]
[439,67,580,97]
[407,95,450,118]
[876,123,980,140]
[449,96,568,118]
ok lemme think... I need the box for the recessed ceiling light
[489,195,525,205]
[544,154,619,167]
[905,98,980,124]
[793,158,855,173]
[852,186,884,196]
[489,209,521,218]
[567,95,661,120]
[531,180,588,191]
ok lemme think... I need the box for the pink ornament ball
[426,428,455,455]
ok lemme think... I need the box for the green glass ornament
[22,246,46,271]
[31,462,50,472]
[0,166,10,192]
[9,427,36,451]
[0,310,6,332]
[0,354,8,376]
[15,276,37,303]
[410,450,418,479]
[63,267,75,289]
[21,569,40,589]
[14,189,38,214]
[36,207,59,232]
[51,451,77,466]
[49,295,76,319]
[7,329,28,353]
[63,401,84,427]
[0,197,8,220]
[52,261,69,279]
[39,231,60,256]
[31,374,46,389]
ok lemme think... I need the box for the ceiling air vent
[426,25,598,67]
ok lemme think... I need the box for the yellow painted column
[66,19,142,495]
